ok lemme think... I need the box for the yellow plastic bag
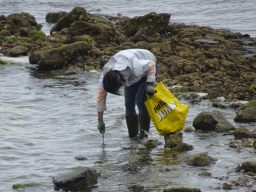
[145,82,189,136]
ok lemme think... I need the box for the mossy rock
[234,100,256,122]
[186,152,217,167]
[50,7,88,35]
[122,12,171,37]
[164,132,183,148]
[233,127,254,139]
[236,161,256,173]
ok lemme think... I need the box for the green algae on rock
[13,183,41,189]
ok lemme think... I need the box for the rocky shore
[1,7,256,102]
[1,7,256,191]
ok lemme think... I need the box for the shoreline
[0,8,256,102]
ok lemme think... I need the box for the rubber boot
[139,113,151,139]
[126,115,139,138]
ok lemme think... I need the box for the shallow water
[1,0,256,191]
[0,55,255,192]
[0,0,256,37]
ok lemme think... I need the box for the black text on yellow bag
[145,82,189,136]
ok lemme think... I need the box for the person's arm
[147,60,156,83]
[98,111,103,119]
[96,86,107,133]
[146,60,157,96]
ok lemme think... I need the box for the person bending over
[96,49,158,139]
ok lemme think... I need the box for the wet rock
[228,102,245,108]
[29,41,92,70]
[186,152,217,167]
[234,100,256,122]
[5,12,41,35]
[68,21,116,43]
[46,11,68,23]
[0,29,11,37]
[193,111,236,132]
[183,126,194,132]
[8,46,29,57]
[50,7,88,35]
[164,131,183,148]
[176,142,194,152]
[163,187,201,192]
[198,171,212,177]
[0,15,7,21]
[236,161,256,173]
[53,167,98,191]
[122,12,171,37]
[222,183,232,190]
[233,127,254,139]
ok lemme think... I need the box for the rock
[50,7,88,35]
[186,152,217,167]
[176,142,194,152]
[183,126,194,132]
[0,15,7,21]
[68,21,116,43]
[193,111,236,132]
[46,11,68,23]
[122,12,171,37]
[236,161,256,173]
[222,183,232,190]
[233,127,254,139]
[234,100,256,122]
[0,29,11,37]
[8,46,29,57]
[6,12,40,35]
[163,187,201,192]
[164,131,183,148]
[29,41,92,70]
[198,171,212,177]
[53,167,98,191]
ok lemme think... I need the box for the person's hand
[146,83,156,96]
[97,118,105,134]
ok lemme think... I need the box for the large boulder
[29,41,92,70]
[5,12,42,35]
[46,11,68,23]
[50,7,88,35]
[68,21,116,43]
[53,167,98,191]
[234,100,256,122]
[122,12,171,37]
[193,111,236,132]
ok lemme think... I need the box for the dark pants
[124,62,158,116]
